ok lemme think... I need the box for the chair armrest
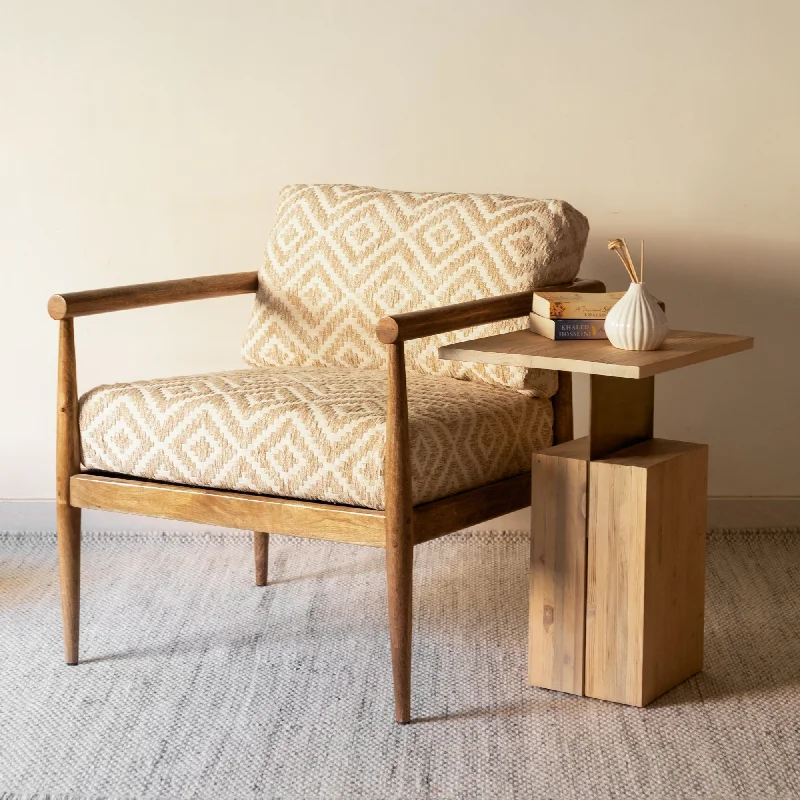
[375,278,606,343]
[48,271,259,320]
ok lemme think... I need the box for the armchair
[49,184,604,723]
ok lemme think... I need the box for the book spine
[537,297,664,319]
[552,320,607,340]
[546,302,617,319]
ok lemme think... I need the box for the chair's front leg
[57,505,81,663]
[56,319,82,664]
[384,341,414,724]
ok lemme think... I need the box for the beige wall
[2,0,798,500]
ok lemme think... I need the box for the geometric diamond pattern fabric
[242,184,589,397]
[79,367,553,510]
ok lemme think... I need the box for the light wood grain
[376,279,606,343]
[585,454,645,705]
[254,531,269,586]
[70,474,386,546]
[640,442,707,705]
[413,472,532,545]
[48,271,259,319]
[384,342,414,723]
[529,437,590,695]
[584,439,707,706]
[56,319,81,665]
[590,374,654,460]
[439,329,754,379]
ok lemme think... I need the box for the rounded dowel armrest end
[376,317,400,344]
[48,295,68,320]
[45,271,259,319]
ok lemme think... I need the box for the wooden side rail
[413,472,532,545]
[375,278,606,343]
[71,473,386,546]
[48,271,259,319]
[69,470,536,551]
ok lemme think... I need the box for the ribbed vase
[604,283,668,351]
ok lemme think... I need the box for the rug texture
[0,529,798,799]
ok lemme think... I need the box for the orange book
[532,291,625,320]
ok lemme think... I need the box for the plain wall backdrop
[2,0,799,501]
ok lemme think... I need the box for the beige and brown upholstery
[52,183,595,724]
[79,367,553,510]
[79,185,588,506]
[243,184,589,396]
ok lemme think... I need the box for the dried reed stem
[608,239,639,283]
[621,239,639,282]
[615,250,638,282]
[640,240,644,283]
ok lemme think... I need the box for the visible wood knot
[543,605,554,631]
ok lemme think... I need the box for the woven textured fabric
[78,367,552,509]
[1,530,798,798]
[242,184,589,396]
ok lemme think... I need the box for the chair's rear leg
[57,505,81,663]
[254,531,269,586]
[386,531,413,723]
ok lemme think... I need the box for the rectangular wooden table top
[438,329,754,379]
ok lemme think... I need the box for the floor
[0,529,798,799]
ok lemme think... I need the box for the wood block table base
[439,327,753,707]
[529,436,708,706]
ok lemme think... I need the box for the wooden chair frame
[49,273,604,723]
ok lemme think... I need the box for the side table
[440,329,754,706]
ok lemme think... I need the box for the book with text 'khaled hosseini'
[529,313,608,340]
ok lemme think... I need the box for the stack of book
[529,291,665,340]
[529,291,623,340]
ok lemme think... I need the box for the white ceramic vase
[604,283,668,351]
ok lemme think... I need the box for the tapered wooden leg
[385,342,414,723]
[56,318,81,665]
[254,531,269,586]
[57,504,81,664]
[386,524,413,723]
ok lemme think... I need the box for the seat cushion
[79,367,553,510]
[242,184,589,397]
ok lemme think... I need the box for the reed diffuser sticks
[608,238,645,283]
[640,240,644,282]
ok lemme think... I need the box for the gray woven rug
[0,529,798,799]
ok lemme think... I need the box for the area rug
[0,529,798,799]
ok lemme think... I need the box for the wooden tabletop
[438,329,754,379]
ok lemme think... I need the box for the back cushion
[242,184,589,396]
